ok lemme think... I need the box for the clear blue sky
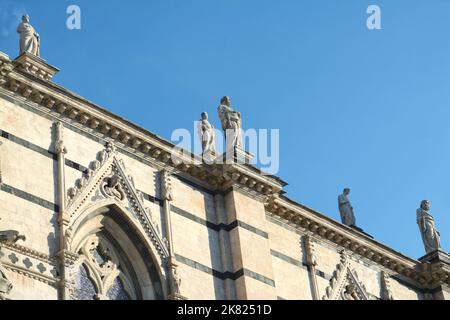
[1,0,449,259]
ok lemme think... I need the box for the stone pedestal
[220,147,254,165]
[419,250,450,300]
[350,225,374,239]
[13,52,59,81]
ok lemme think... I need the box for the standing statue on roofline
[17,14,40,57]
[338,188,356,227]
[197,112,216,162]
[217,96,243,151]
[416,200,441,254]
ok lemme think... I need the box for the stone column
[54,122,71,300]
[160,170,185,300]
[223,186,277,299]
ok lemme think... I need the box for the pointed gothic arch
[322,253,370,300]
[68,202,167,300]
[62,142,170,300]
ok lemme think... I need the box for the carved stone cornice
[265,195,449,288]
[0,51,286,199]
[0,53,13,86]
[1,242,56,265]
[13,52,59,81]
[1,263,58,286]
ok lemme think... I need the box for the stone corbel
[304,235,320,300]
[0,54,13,86]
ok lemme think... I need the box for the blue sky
[0,0,449,259]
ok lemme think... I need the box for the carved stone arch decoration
[63,142,170,300]
[67,202,167,300]
[65,142,169,259]
[322,253,370,300]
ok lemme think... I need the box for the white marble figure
[338,188,356,227]
[197,112,216,161]
[416,200,441,254]
[217,96,242,151]
[17,15,40,56]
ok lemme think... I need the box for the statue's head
[22,14,30,23]
[420,200,430,211]
[220,96,231,106]
[343,188,350,195]
[201,112,208,120]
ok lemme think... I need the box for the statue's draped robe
[416,208,441,253]
[217,104,242,150]
[197,120,216,157]
[17,22,40,56]
[338,194,356,226]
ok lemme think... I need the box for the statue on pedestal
[416,200,441,254]
[217,96,242,151]
[338,188,356,227]
[17,14,40,56]
[197,112,216,161]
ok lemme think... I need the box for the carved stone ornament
[0,263,12,300]
[322,252,370,300]
[64,142,169,259]
[101,174,125,201]
[54,122,67,154]
[71,234,137,300]
[160,170,173,202]
[0,218,26,299]
[380,271,394,300]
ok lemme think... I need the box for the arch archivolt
[62,142,169,300]
[322,252,370,300]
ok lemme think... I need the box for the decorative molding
[65,142,169,259]
[322,251,370,300]
[0,55,285,199]
[265,196,443,287]
[13,53,59,81]
[1,262,58,286]
[380,271,394,300]
[1,242,55,265]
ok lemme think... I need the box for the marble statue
[197,112,216,160]
[172,267,181,294]
[338,188,356,227]
[17,15,40,56]
[217,96,243,150]
[416,200,441,254]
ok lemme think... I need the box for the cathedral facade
[0,28,449,301]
